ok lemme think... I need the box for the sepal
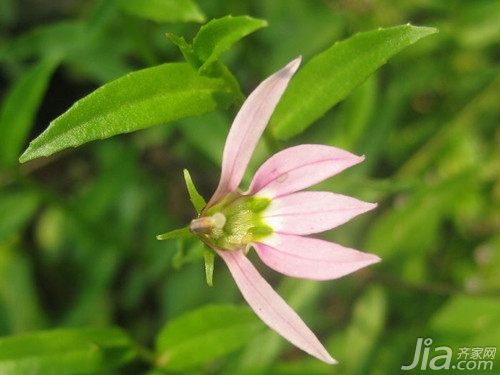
[204,248,215,287]
[156,226,194,241]
[183,169,206,214]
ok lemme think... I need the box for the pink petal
[246,144,364,198]
[207,57,302,208]
[253,233,380,280]
[217,249,337,364]
[264,191,377,235]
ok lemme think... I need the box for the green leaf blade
[193,16,268,72]
[0,22,83,62]
[118,0,205,23]
[0,241,47,332]
[167,33,201,68]
[0,59,58,166]
[341,286,387,374]
[270,24,438,140]
[156,304,262,371]
[0,190,40,242]
[19,63,238,163]
[0,327,137,375]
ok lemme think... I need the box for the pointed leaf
[0,327,136,375]
[20,63,238,162]
[342,287,387,374]
[117,0,205,23]
[0,190,40,242]
[0,243,46,332]
[270,24,438,139]
[429,295,500,346]
[155,304,262,371]
[167,33,201,68]
[0,59,58,166]
[193,16,268,72]
[1,22,83,61]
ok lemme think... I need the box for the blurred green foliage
[1,0,499,374]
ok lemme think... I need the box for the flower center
[190,195,273,252]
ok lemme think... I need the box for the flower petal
[253,233,380,280]
[247,144,364,198]
[207,57,302,207]
[264,191,377,235]
[217,249,337,364]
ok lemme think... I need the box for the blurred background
[1,0,499,374]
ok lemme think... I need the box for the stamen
[190,217,212,234]
[190,213,226,234]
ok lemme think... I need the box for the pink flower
[189,57,380,364]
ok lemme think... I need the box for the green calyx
[192,194,273,252]
[159,170,272,287]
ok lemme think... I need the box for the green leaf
[183,169,207,213]
[156,304,262,371]
[0,59,58,166]
[167,33,201,68]
[0,327,137,375]
[117,0,205,24]
[0,22,83,62]
[0,242,47,333]
[429,295,500,347]
[178,111,228,166]
[340,286,387,375]
[193,16,268,72]
[334,75,377,150]
[170,16,268,73]
[19,63,238,163]
[270,24,438,140]
[366,169,478,263]
[1,18,133,84]
[0,190,40,242]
